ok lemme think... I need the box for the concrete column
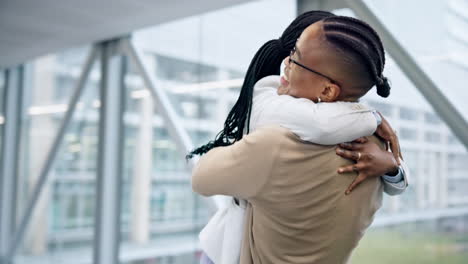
[0,67,23,262]
[438,128,449,208]
[130,94,153,244]
[24,55,57,255]
[428,151,438,207]
[416,111,426,209]
[93,41,125,264]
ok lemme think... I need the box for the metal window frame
[1,47,98,264]
[0,67,24,264]
[92,40,126,264]
[121,38,223,210]
[1,36,221,264]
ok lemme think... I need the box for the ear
[320,82,341,102]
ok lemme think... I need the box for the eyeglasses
[289,46,339,85]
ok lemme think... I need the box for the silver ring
[357,152,361,161]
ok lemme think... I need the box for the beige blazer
[192,126,383,264]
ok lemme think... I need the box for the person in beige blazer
[192,15,407,264]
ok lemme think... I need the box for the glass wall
[3,0,467,263]
[122,0,298,263]
[337,1,468,263]
[14,47,99,264]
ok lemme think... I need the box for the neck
[334,93,361,102]
[336,88,365,102]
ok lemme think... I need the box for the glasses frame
[289,46,339,85]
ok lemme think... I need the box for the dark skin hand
[374,113,403,161]
[336,113,402,195]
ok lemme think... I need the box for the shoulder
[316,101,373,113]
[254,75,281,90]
[243,126,297,154]
[248,125,324,155]
[249,125,294,142]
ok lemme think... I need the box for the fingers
[339,137,368,151]
[374,126,390,141]
[352,137,368,144]
[336,148,362,161]
[338,142,361,151]
[337,163,363,174]
[389,136,401,165]
[345,174,366,195]
[391,146,400,165]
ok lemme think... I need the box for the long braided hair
[321,16,391,97]
[187,11,336,158]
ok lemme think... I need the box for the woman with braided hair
[187,11,336,157]
[188,12,393,159]
[193,11,408,264]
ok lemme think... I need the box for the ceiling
[0,0,252,68]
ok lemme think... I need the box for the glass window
[399,106,419,120]
[14,45,97,262]
[155,54,219,83]
[180,101,199,118]
[448,153,468,170]
[124,0,297,262]
[345,1,468,262]
[54,75,75,103]
[364,0,468,122]
[448,179,468,201]
[368,101,394,117]
[449,134,461,145]
[425,131,441,143]
[425,112,442,124]
[400,127,418,141]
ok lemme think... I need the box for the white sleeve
[253,94,378,145]
[382,158,410,196]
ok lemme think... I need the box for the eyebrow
[294,44,302,59]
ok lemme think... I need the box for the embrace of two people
[189,10,409,264]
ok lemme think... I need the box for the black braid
[324,24,384,72]
[187,11,336,159]
[322,16,391,98]
[324,16,385,68]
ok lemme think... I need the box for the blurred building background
[0,0,467,264]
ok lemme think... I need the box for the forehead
[294,20,345,83]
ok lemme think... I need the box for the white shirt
[250,75,378,144]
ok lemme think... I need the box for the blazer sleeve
[191,126,283,199]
